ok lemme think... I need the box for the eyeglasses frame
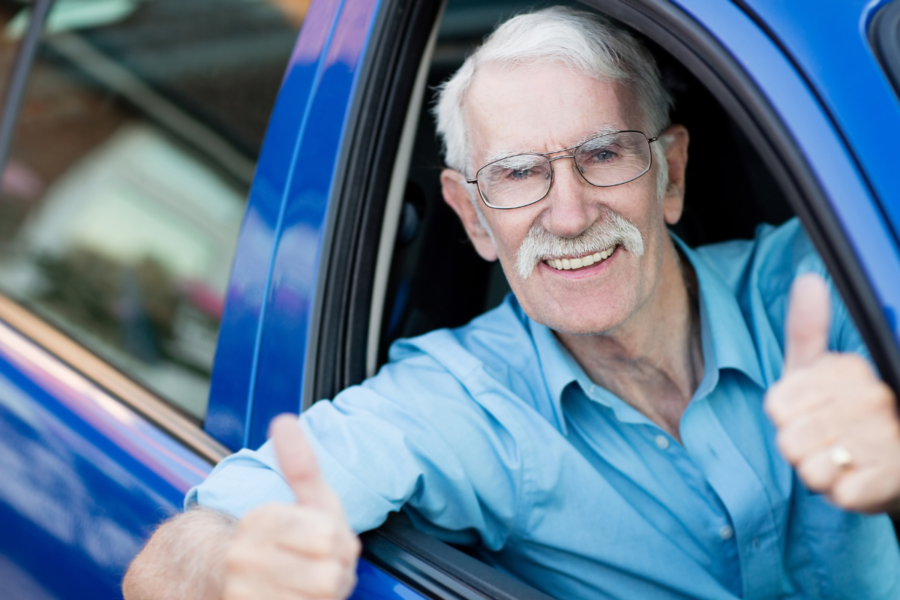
[465,130,660,210]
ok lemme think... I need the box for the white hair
[434,6,675,225]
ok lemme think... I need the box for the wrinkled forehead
[463,61,641,168]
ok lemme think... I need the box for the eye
[587,147,618,163]
[484,156,546,183]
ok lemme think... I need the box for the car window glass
[0,0,303,420]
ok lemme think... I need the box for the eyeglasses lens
[477,131,652,209]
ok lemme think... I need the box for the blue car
[1,0,899,597]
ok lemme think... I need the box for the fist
[765,274,900,513]
[223,415,361,599]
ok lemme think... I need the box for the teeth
[545,246,616,271]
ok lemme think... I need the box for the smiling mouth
[544,246,617,271]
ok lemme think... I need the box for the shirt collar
[529,233,765,434]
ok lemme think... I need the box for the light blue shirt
[189,219,900,599]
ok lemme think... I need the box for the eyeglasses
[466,130,659,210]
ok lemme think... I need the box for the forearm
[123,507,237,600]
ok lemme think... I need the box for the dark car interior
[377,0,795,364]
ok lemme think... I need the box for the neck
[556,239,703,442]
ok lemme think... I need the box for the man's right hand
[223,415,361,600]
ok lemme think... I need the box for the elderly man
[124,7,900,600]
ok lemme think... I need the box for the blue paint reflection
[350,559,428,600]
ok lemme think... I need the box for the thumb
[784,273,832,373]
[270,414,341,514]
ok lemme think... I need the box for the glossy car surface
[1,0,899,598]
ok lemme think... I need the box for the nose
[541,156,597,238]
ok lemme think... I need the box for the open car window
[330,0,900,597]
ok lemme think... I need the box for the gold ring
[829,444,853,469]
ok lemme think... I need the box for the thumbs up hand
[222,415,361,600]
[765,274,900,513]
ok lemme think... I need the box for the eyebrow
[483,126,621,165]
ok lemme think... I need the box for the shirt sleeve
[186,350,528,551]
[695,217,870,363]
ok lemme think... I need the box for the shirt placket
[682,398,789,600]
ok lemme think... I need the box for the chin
[526,301,632,337]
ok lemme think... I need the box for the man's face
[455,62,682,336]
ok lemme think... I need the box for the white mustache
[516,212,644,280]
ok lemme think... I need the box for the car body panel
[741,0,900,245]
[673,0,900,347]
[0,318,211,599]
[349,561,428,600]
[206,0,353,452]
[249,0,381,450]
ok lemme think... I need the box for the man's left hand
[765,273,900,513]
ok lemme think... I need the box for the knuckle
[831,478,865,511]
[313,561,345,597]
[841,355,873,379]
[764,389,788,422]
[796,461,823,490]
[885,416,900,440]
[321,517,342,543]
[776,431,802,464]
[349,535,362,559]
[308,517,343,556]
[872,385,896,411]
[830,485,856,510]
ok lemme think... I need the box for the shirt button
[719,525,734,540]
[654,435,670,450]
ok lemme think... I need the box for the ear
[661,124,689,225]
[440,169,498,261]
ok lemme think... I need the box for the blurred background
[0,0,306,420]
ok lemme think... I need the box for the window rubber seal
[870,0,900,102]
[361,513,556,600]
